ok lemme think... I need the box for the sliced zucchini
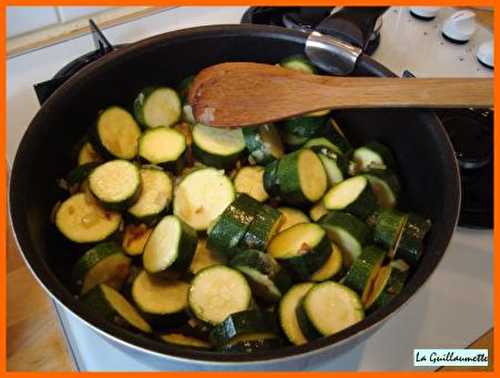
[364,169,401,209]
[138,127,186,172]
[319,119,353,155]
[278,282,314,345]
[190,238,226,274]
[188,265,252,325]
[311,243,343,282]
[304,137,343,155]
[280,54,317,74]
[143,215,197,275]
[323,175,378,220]
[234,166,269,202]
[206,193,259,259]
[230,249,292,303]
[131,270,189,329]
[373,209,408,250]
[177,75,194,104]
[161,333,210,349]
[364,265,408,310]
[310,145,349,186]
[282,116,328,147]
[127,167,173,224]
[122,223,153,256]
[263,159,281,198]
[55,192,121,243]
[276,149,327,206]
[343,245,386,303]
[277,207,309,232]
[209,309,277,346]
[133,86,181,128]
[89,160,141,211]
[173,167,235,231]
[73,242,131,295]
[390,258,410,272]
[219,333,282,352]
[90,106,141,160]
[309,201,328,222]
[394,213,432,266]
[239,204,283,251]
[353,141,396,172]
[297,281,364,338]
[192,124,246,169]
[268,223,331,281]
[319,211,371,268]
[243,124,284,165]
[82,284,151,333]
[78,142,103,165]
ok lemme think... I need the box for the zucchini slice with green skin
[323,175,378,220]
[206,193,259,259]
[173,167,235,231]
[78,142,103,165]
[82,284,152,333]
[65,162,100,192]
[243,124,284,165]
[209,309,277,346]
[73,242,131,295]
[127,167,173,225]
[311,243,343,282]
[89,160,142,211]
[365,265,408,310]
[394,213,432,266]
[310,144,349,186]
[190,238,226,274]
[278,207,309,232]
[90,106,141,160]
[131,270,190,330]
[276,149,327,206]
[192,124,246,169]
[282,116,328,146]
[353,141,396,172]
[133,86,182,128]
[143,215,197,275]
[304,137,343,155]
[161,333,211,349]
[278,282,315,345]
[234,166,269,202]
[122,223,153,256]
[309,201,328,222]
[230,249,292,303]
[55,193,122,244]
[318,119,353,155]
[268,223,331,281]
[263,159,281,198]
[364,169,401,209]
[138,127,187,172]
[343,245,386,303]
[280,54,317,74]
[239,204,283,251]
[373,209,408,250]
[297,281,364,339]
[188,265,252,325]
[319,211,371,268]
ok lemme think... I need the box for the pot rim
[8,23,461,365]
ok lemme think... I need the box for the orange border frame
[2,0,497,375]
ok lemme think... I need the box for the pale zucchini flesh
[298,149,327,202]
[139,127,186,164]
[279,283,314,345]
[78,142,103,165]
[190,238,226,274]
[268,223,325,259]
[192,124,245,157]
[277,207,310,232]
[122,224,153,256]
[234,166,269,202]
[136,87,182,128]
[55,193,121,243]
[311,243,343,282]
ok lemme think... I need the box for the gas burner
[34,20,122,105]
[241,7,387,56]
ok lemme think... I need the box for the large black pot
[9,24,460,366]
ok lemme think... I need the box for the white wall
[7,6,111,38]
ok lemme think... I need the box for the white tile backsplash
[57,6,111,22]
[7,6,113,38]
[7,6,59,38]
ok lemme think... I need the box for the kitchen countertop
[7,6,494,372]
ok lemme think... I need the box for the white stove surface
[8,6,493,371]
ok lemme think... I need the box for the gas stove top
[7,6,493,371]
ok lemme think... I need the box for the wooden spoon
[188,62,493,128]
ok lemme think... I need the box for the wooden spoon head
[188,62,325,127]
